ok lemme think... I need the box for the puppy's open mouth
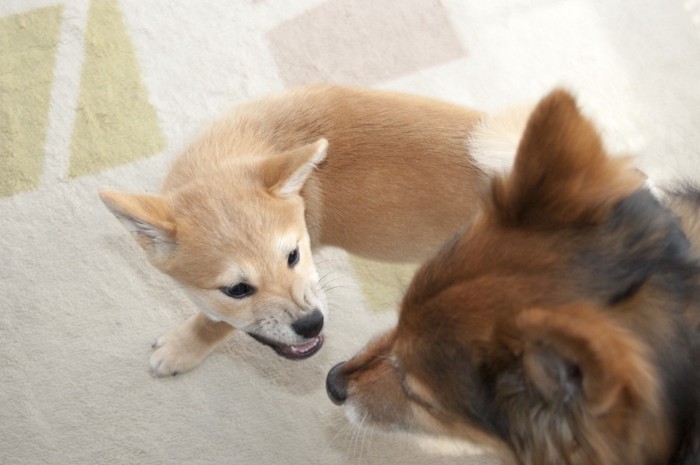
[248,333,324,360]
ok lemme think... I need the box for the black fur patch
[575,189,696,306]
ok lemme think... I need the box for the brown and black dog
[326,89,700,465]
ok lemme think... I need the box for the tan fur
[100,85,510,375]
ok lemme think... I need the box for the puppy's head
[101,139,330,359]
[327,90,699,464]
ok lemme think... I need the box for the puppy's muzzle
[292,308,324,338]
[326,361,348,405]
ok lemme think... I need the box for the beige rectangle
[267,0,467,86]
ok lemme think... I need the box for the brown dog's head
[326,90,700,465]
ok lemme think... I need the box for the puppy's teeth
[291,337,319,352]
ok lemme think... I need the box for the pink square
[267,0,467,86]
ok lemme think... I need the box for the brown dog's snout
[326,362,348,405]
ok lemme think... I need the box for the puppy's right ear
[99,189,176,262]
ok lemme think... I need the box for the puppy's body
[327,90,700,465]
[100,85,504,375]
[165,85,487,261]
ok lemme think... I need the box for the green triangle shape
[0,6,63,197]
[69,0,165,177]
[349,255,417,313]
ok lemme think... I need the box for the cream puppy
[100,85,521,376]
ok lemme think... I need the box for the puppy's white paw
[149,331,208,377]
[147,312,234,377]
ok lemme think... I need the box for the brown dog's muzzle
[326,361,348,405]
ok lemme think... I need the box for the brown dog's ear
[262,138,328,197]
[491,89,642,227]
[514,304,657,415]
[99,189,176,263]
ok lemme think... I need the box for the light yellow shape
[349,255,417,313]
[0,6,63,197]
[69,0,164,177]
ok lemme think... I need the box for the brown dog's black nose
[326,361,348,405]
[292,309,324,339]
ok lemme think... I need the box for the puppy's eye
[287,247,300,268]
[220,283,256,299]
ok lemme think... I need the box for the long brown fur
[326,89,700,465]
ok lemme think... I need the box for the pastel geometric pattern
[349,255,417,313]
[0,6,63,197]
[267,0,467,86]
[69,0,164,178]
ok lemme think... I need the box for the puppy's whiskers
[320,285,353,297]
[318,269,352,286]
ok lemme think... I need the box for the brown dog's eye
[288,247,300,268]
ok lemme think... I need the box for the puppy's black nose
[326,361,348,405]
[292,309,324,339]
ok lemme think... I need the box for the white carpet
[1,1,699,464]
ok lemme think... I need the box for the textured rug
[2,1,699,464]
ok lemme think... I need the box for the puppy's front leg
[150,311,234,376]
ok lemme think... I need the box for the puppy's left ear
[262,138,328,197]
[99,189,177,266]
[514,304,657,415]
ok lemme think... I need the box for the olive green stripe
[0,6,63,197]
[349,255,417,313]
[69,0,164,178]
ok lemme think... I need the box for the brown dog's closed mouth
[249,333,324,360]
